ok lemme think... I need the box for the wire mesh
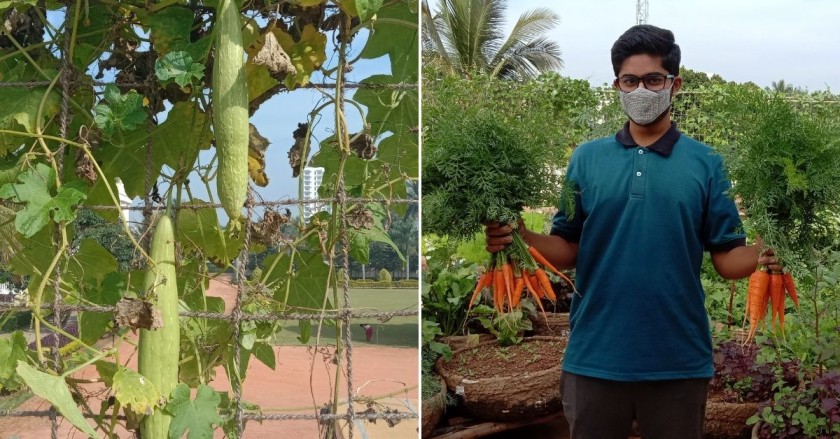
[0,9,420,438]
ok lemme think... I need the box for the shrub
[751,371,840,438]
[394,279,418,288]
[378,268,392,283]
[709,340,799,403]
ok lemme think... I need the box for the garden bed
[436,336,566,421]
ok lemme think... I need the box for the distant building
[114,177,132,226]
[302,167,329,222]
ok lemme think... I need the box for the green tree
[767,78,802,95]
[73,209,139,272]
[388,213,418,279]
[422,0,563,80]
[679,66,726,90]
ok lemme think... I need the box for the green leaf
[0,86,61,156]
[252,342,276,370]
[113,367,162,416]
[68,2,113,68]
[0,163,86,237]
[84,101,212,217]
[297,319,312,344]
[359,0,418,82]
[177,200,243,266]
[95,361,119,387]
[67,238,119,284]
[166,383,222,439]
[272,25,327,90]
[245,63,279,103]
[262,249,330,311]
[79,271,132,345]
[0,331,27,389]
[156,51,206,88]
[16,362,99,438]
[353,75,419,176]
[310,136,409,201]
[355,0,384,22]
[145,5,194,54]
[8,225,52,278]
[348,203,404,264]
[93,85,147,137]
[0,1,37,12]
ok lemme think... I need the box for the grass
[271,288,418,348]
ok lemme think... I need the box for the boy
[485,25,779,438]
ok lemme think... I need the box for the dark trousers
[560,371,709,439]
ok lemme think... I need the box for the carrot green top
[552,122,745,381]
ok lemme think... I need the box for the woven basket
[704,397,759,439]
[435,336,567,421]
[421,375,446,438]
[529,312,570,337]
[439,333,495,352]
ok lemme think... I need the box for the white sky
[503,0,840,91]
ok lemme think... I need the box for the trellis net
[0,1,419,438]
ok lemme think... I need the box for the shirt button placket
[631,148,647,197]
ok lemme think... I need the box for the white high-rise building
[302,167,328,222]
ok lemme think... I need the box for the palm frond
[490,7,560,68]
[426,0,563,80]
[422,0,461,74]
[494,37,563,80]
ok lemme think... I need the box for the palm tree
[422,0,563,80]
[386,213,418,279]
[767,79,800,95]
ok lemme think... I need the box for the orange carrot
[534,268,556,303]
[769,273,784,330]
[502,263,514,312]
[494,268,505,312]
[782,272,799,307]
[468,272,491,310]
[745,270,771,343]
[522,273,548,324]
[510,277,525,308]
[527,246,578,293]
[523,271,544,299]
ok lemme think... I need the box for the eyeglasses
[615,74,675,92]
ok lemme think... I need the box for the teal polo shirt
[552,122,745,381]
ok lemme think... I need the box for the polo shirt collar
[615,121,681,157]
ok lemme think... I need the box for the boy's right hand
[484,220,525,253]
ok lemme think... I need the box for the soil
[437,338,564,380]
[0,277,419,439]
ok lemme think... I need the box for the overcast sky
[503,0,839,92]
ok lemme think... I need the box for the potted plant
[435,303,567,421]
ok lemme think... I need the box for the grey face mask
[619,86,673,125]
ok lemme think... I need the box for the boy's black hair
[611,25,681,76]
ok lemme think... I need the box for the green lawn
[271,288,418,348]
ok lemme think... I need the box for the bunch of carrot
[467,229,576,316]
[744,268,799,343]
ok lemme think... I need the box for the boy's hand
[755,235,784,272]
[484,220,525,253]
